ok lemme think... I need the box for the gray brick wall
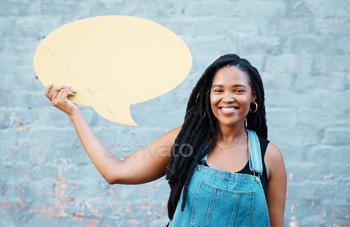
[0,0,349,226]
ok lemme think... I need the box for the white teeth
[220,107,238,114]
[222,107,235,110]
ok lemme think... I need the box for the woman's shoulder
[257,138,284,180]
[257,136,281,158]
[264,140,285,172]
[163,126,182,140]
[265,141,282,158]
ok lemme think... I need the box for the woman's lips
[219,107,238,115]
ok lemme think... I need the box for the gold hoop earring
[250,102,258,113]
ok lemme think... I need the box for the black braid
[165,54,268,220]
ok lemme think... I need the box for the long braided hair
[165,54,268,220]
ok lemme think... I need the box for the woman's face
[210,65,255,128]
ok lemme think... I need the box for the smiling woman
[44,53,286,227]
[166,54,286,227]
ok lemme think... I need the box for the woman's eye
[235,90,244,93]
[214,90,223,92]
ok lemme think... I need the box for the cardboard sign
[34,15,192,125]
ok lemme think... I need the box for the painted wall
[0,0,349,226]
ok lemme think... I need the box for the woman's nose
[222,94,235,102]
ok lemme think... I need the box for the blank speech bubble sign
[33,15,192,126]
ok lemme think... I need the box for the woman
[45,54,286,226]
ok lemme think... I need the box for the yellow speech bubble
[34,15,192,126]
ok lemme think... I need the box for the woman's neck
[215,122,247,144]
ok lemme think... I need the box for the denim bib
[169,129,270,227]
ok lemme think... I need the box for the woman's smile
[219,105,239,114]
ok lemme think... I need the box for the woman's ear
[251,91,257,103]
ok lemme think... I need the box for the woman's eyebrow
[212,84,247,88]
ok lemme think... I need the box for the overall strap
[247,129,263,174]
[200,130,263,174]
[200,143,209,162]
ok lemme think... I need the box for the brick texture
[0,0,349,226]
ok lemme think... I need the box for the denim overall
[169,130,270,227]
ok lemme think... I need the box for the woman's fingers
[45,83,79,116]
[52,85,71,100]
[58,88,75,99]
[45,83,54,101]
[53,88,75,105]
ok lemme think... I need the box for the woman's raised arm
[45,83,181,185]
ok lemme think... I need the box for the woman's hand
[45,83,79,117]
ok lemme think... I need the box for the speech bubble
[33,15,192,126]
